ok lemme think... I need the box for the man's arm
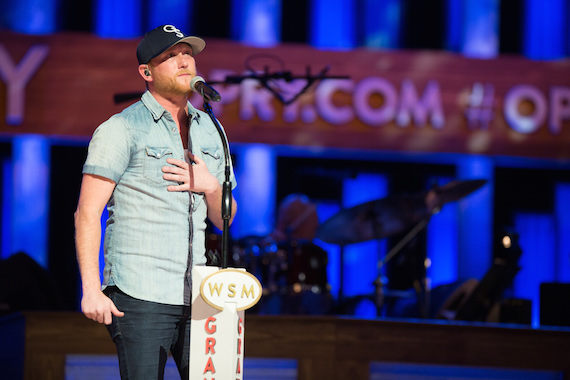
[74,173,124,324]
[203,182,238,230]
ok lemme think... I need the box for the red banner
[1,32,569,158]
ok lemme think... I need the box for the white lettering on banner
[464,82,495,129]
[221,72,569,135]
[0,50,568,138]
[397,79,445,128]
[213,72,446,129]
[207,69,570,136]
[280,79,309,121]
[504,85,548,134]
[549,86,570,134]
[240,78,275,121]
[209,68,240,115]
[0,44,49,125]
[316,79,354,125]
[353,77,397,126]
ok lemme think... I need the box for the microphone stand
[202,99,232,269]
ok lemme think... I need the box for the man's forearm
[205,184,237,230]
[74,211,104,294]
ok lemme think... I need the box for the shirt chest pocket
[200,146,222,176]
[190,147,222,211]
[143,146,173,184]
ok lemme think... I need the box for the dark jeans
[105,287,191,380]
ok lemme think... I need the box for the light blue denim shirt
[83,90,236,306]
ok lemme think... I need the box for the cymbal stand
[374,212,434,317]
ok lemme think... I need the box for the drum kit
[230,180,487,316]
[231,237,331,314]
[230,194,332,314]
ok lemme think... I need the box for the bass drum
[232,235,287,295]
[281,239,329,295]
[258,240,332,315]
[232,236,332,315]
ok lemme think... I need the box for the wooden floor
[2,311,570,379]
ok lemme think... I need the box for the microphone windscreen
[190,76,205,92]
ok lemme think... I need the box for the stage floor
[2,312,570,380]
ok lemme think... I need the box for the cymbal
[316,179,486,245]
[433,179,487,206]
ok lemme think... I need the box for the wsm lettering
[208,282,256,299]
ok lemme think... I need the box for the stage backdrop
[1,32,570,159]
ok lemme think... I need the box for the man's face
[148,43,197,96]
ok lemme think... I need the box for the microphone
[191,76,221,102]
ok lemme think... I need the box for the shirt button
[172,128,176,132]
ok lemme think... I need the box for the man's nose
[177,54,189,68]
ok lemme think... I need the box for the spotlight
[502,235,512,249]
[494,227,522,263]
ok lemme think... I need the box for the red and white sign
[190,266,262,380]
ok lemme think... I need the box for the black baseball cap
[136,24,206,64]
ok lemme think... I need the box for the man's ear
[138,64,152,81]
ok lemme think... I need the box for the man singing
[74,24,237,379]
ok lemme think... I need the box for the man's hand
[162,152,219,194]
[81,290,124,325]
[163,151,236,229]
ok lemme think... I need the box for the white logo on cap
[163,25,184,38]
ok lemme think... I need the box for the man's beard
[153,70,195,96]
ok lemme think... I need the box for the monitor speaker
[540,283,570,327]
